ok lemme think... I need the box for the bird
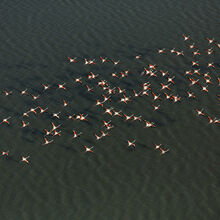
[185,70,193,76]
[112,60,120,65]
[192,61,199,67]
[214,118,220,124]
[159,147,169,155]
[44,129,51,136]
[188,43,196,49]
[74,77,82,84]
[193,50,200,56]
[103,120,112,128]
[207,62,214,68]
[52,112,61,119]
[160,83,171,91]
[111,72,119,78]
[94,132,103,140]
[207,37,215,44]
[104,107,114,116]
[153,144,161,150]
[72,130,82,139]
[187,91,196,98]
[196,109,205,116]
[182,34,191,41]
[79,114,88,121]
[29,107,38,115]
[102,95,111,103]
[153,105,160,111]
[22,112,30,117]
[63,100,68,107]
[133,115,142,122]
[189,78,199,86]
[118,87,126,94]
[207,116,214,124]
[84,58,89,65]
[152,92,161,101]
[176,51,184,56]
[32,94,40,100]
[201,85,208,93]
[88,59,96,65]
[57,83,66,90]
[42,84,50,90]
[100,56,108,63]
[95,100,104,107]
[172,95,181,103]
[194,69,200,75]
[39,107,48,114]
[85,85,94,92]
[20,89,28,96]
[113,110,123,117]
[21,156,30,164]
[127,140,136,147]
[135,55,142,59]
[52,130,61,136]
[101,131,109,137]
[51,122,61,131]
[3,90,12,96]
[1,151,9,156]
[206,48,214,55]
[170,48,176,53]
[123,114,134,121]
[204,78,213,85]
[43,138,54,145]
[67,56,77,63]
[160,70,169,77]
[144,121,156,128]
[164,92,173,100]
[158,48,166,54]
[84,145,94,153]
[133,90,141,97]
[0,117,11,125]
[88,72,99,80]
[149,64,156,69]
[21,120,30,128]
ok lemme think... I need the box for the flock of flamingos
[0,35,219,164]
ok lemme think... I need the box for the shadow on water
[31,127,45,136]
[214,62,220,67]
[138,143,152,150]
[6,156,20,163]
[155,111,176,125]
[22,136,35,144]
[0,63,49,70]
[56,143,78,153]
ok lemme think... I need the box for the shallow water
[0,0,219,219]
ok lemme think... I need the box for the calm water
[0,0,219,219]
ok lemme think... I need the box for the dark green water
[0,0,219,219]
